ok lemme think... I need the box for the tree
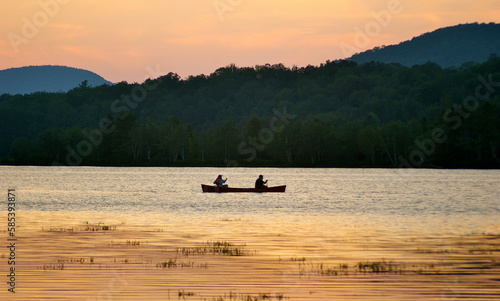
[205,120,240,165]
[78,80,91,89]
[357,126,379,166]
[9,137,32,164]
[159,118,192,163]
[34,129,67,163]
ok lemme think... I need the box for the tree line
[1,58,499,168]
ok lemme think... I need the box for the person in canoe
[255,175,268,189]
[214,175,228,188]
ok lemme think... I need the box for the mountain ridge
[0,65,114,95]
[348,22,500,67]
[2,23,498,95]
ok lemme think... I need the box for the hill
[349,23,500,67]
[1,24,499,168]
[0,65,113,95]
[1,58,499,168]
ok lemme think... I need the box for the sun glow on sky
[1,0,499,83]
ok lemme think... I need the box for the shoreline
[2,164,500,170]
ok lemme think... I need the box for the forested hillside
[1,58,499,168]
[349,23,500,67]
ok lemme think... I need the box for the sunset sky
[1,0,499,83]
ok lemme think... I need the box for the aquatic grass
[108,241,121,247]
[177,241,252,257]
[156,258,208,269]
[415,248,458,254]
[200,292,286,300]
[469,247,499,254]
[293,259,424,276]
[159,258,177,269]
[126,239,141,246]
[299,262,350,276]
[38,264,65,270]
[356,260,403,274]
[209,240,248,256]
[38,257,98,272]
[108,240,146,247]
[177,246,209,257]
[42,227,75,232]
[178,290,195,298]
[218,218,243,222]
[42,222,118,232]
[112,258,132,264]
[82,222,117,231]
[56,257,95,264]
[465,232,500,238]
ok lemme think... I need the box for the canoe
[201,184,286,193]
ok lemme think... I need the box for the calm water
[1,166,499,232]
[2,166,500,300]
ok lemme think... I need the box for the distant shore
[2,58,499,170]
[1,162,499,169]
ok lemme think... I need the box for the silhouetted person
[255,175,268,189]
[214,175,228,187]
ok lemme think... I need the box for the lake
[1,166,499,300]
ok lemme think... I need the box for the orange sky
[1,0,499,83]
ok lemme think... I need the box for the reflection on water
[2,166,499,228]
[1,166,499,300]
[12,210,500,301]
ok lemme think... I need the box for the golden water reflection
[6,211,499,300]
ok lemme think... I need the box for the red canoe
[201,184,286,193]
